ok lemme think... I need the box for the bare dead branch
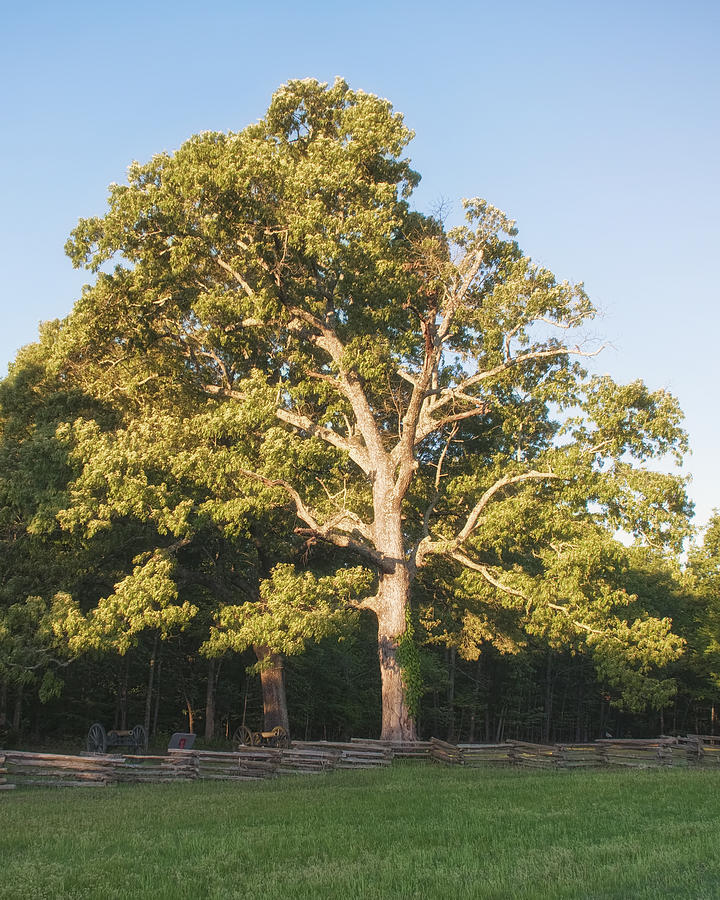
[237,470,378,563]
[457,345,604,393]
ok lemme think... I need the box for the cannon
[87,722,148,754]
[232,724,290,749]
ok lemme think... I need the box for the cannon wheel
[270,726,290,748]
[232,725,255,749]
[87,722,107,754]
[131,724,148,753]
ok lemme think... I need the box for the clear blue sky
[1,0,718,530]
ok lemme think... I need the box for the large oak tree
[56,78,690,740]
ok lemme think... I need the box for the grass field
[2,764,720,899]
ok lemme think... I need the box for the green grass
[2,765,720,898]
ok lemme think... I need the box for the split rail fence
[2,735,719,790]
[0,739,420,789]
[430,735,720,770]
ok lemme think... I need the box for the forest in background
[2,571,719,749]
[1,79,719,750]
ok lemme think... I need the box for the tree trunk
[468,655,482,744]
[543,652,553,744]
[446,647,456,742]
[116,658,129,730]
[0,679,7,729]
[374,563,416,742]
[144,634,159,737]
[152,652,163,737]
[183,691,195,733]
[575,657,584,742]
[254,646,290,734]
[204,657,217,740]
[12,684,23,733]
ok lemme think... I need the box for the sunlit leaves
[204,563,373,660]
[53,552,196,655]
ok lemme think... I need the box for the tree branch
[237,470,383,569]
[414,469,560,569]
[437,248,484,342]
[294,528,390,571]
[424,345,604,422]
[286,305,389,466]
[452,554,615,639]
[274,408,370,472]
[420,425,458,540]
[415,403,490,445]
[456,470,560,544]
[214,254,257,300]
[202,384,246,401]
[455,345,603,394]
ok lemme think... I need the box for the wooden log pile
[430,738,701,770]
[553,744,605,769]
[507,741,564,770]
[2,743,397,789]
[5,733,718,788]
[0,753,15,791]
[167,748,280,780]
[431,739,515,766]
[676,735,701,767]
[168,749,276,781]
[687,733,720,745]
[699,737,720,767]
[276,746,342,775]
[679,735,720,767]
[235,747,283,778]
[698,745,720,767]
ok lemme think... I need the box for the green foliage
[205,564,372,662]
[55,551,197,655]
[688,512,720,692]
[0,595,69,694]
[0,329,126,697]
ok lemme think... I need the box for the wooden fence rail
[349,738,432,759]
[0,753,14,791]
